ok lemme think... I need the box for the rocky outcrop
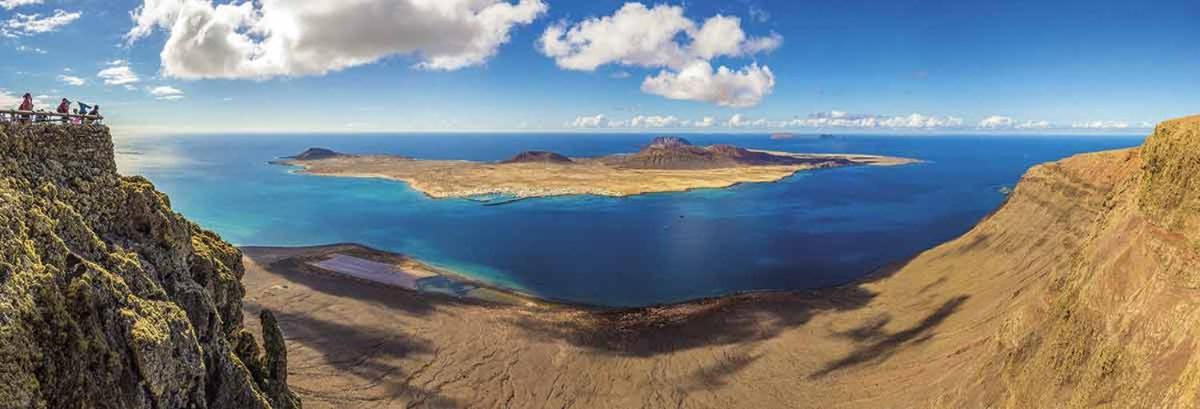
[645,136,693,149]
[502,151,573,164]
[0,123,299,408]
[286,147,348,161]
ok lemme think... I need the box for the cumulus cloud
[58,74,86,86]
[727,113,769,128]
[977,116,1054,130]
[978,115,1016,129]
[540,3,781,107]
[148,85,184,100]
[1015,120,1051,129]
[641,61,774,108]
[124,0,547,79]
[1072,120,1131,129]
[630,115,679,128]
[0,0,42,9]
[2,9,81,37]
[780,111,964,129]
[98,61,140,86]
[563,111,1150,132]
[570,114,608,128]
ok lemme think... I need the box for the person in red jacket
[17,93,33,123]
[56,98,71,124]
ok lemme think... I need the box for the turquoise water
[116,133,1144,307]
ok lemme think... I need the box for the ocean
[115,132,1144,307]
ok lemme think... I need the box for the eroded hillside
[244,116,1200,408]
[0,124,299,408]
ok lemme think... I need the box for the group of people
[2,92,102,125]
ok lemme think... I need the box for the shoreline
[239,242,909,313]
[274,150,921,201]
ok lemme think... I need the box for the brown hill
[616,137,846,170]
[241,115,1200,408]
[502,151,573,164]
[287,147,349,160]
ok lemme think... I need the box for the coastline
[239,242,909,313]
[275,150,920,201]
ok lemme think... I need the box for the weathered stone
[0,123,298,408]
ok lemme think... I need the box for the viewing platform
[0,109,104,124]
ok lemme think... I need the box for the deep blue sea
[115,133,1144,307]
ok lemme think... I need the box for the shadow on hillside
[244,301,462,407]
[505,284,880,358]
[501,260,925,359]
[808,295,969,378]
[246,244,927,363]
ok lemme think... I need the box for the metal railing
[0,109,104,124]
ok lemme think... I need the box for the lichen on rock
[0,123,299,408]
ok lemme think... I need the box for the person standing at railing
[17,93,33,123]
[77,102,91,124]
[56,98,71,124]
[88,105,101,124]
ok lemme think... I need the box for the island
[274,136,918,200]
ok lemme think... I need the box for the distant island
[770,132,838,140]
[275,136,918,200]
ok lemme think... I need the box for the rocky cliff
[0,124,299,408]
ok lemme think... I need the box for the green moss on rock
[0,123,299,408]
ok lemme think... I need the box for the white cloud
[726,113,769,128]
[630,115,679,128]
[148,86,184,100]
[782,111,964,129]
[0,0,41,10]
[125,0,547,79]
[570,114,608,128]
[98,63,140,86]
[1015,120,1051,129]
[15,44,46,54]
[695,116,715,128]
[1072,120,1131,129]
[641,61,774,108]
[2,9,81,37]
[610,71,631,79]
[978,115,1016,129]
[539,3,781,107]
[58,74,86,86]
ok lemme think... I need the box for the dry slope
[0,124,299,408]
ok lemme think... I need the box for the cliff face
[895,115,1200,407]
[0,124,299,408]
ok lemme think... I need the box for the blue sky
[1,0,1197,136]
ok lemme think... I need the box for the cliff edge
[0,124,299,408]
